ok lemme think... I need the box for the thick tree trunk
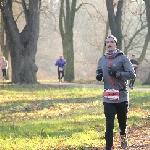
[10,44,38,84]
[106,0,123,49]
[143,0,150,84]
[145,0,150,40]
[62,33,74,82]
[143,71,150,84]
[1,0,39,83]
[138,33,149,64]
[106,0,117,35]
[59,0,76,82]
[0,13,4,52]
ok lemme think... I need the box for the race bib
[132,64,137,68]
[59,67,64,71]
[104,89,120,100]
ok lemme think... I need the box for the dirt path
[41,82,150,91]
[1,81,150,91]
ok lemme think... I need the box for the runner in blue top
[55,55,66,83]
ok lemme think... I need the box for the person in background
[55,55,66,83]
[96,35,136,150]
[129,54,138,90]
[0,56,8,81]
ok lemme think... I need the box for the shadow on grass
[0,95,103,114]
[0,116,105,139]
[1,93,149,115]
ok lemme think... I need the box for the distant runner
[0,56,8,81]
[55,55,66,83]
[129,54,138,89]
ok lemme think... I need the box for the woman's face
[105,38,117,52]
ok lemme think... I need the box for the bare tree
[143,0,150,84]
[0,0,41,83]
[106,0,124,49]
[0,13,4,54]
[144,0,150,40]
[59,0,77,82]
[123,1,148,58]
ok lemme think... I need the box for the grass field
[0,84,150,150]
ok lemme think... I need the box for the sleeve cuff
[116,71,121,77]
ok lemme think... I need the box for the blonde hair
[2,56,5,60]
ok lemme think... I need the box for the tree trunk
[59,0,77,82]
[145,0,150,40]
[143,0,150,84]
[143,71,150,84]
[1,0,39,83]
[62,33,74,82]
[138,33,149,64]
[0,12,4,53]
[103,20,109,55]
[106,0,116,34]
[106,0,124,49]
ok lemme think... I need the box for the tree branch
[21,0,29,24]
[76,1,100,18]
[59,0,65,39]
[125,24,147,51]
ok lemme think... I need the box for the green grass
[0,84,150,149]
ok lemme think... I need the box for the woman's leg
[58,70,61,82]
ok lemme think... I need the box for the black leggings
[58,70,64,81]
[129,79,135,87]
[2,69,6,77]
[103,101,128,149]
